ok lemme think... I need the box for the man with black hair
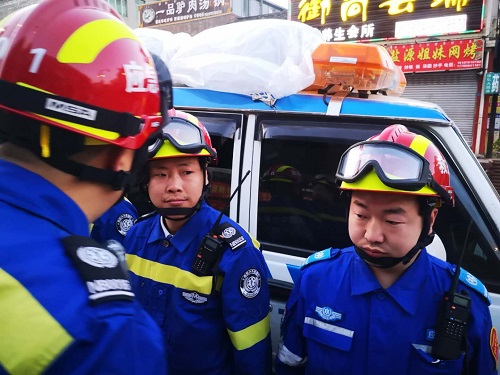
[275,125,497,374]
[0,0,169,372]
[124,109,272,375]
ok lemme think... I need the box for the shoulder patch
[215,221,246,251]
[134,211,156,224]
[302,248,341,269]
[116,213,135,236]
[62,235,134,305]
[455,267,491,305]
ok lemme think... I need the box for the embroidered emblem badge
[240,268,261,298]
[315,306,342,321]
[116,213,134,236]
[491,327,498,370]
[182,291,208,304]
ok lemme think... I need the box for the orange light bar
[307,42,398,94]
[385,65,406,97]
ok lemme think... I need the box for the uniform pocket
[302,317,354,372]
[409,343,465,374]
[303,317,354,351]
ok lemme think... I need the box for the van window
[256,119,376,253]
[189,112,240,212]
[256,119,500,293]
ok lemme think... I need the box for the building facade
[289,0,499,155]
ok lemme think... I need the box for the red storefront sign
[386,39,483,73]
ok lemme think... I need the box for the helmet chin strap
[152,158,211,222]
[155,184,209,222]
[355,216,435,269]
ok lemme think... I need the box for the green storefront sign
[484,72,500,95]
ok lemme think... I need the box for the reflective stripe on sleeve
[277,341,307,366]
[227,312,270,350]
[0,267,73,375]
[126,253,214,295]
[304,316,354,338]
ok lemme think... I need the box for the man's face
[348,190,425,260]
[147,156,205,213]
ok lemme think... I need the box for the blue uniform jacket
[91,198,138,244]
[0,160,166,375]
[124,202,272,375]
[275,246,496,375]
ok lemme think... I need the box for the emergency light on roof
[306,43,405,96]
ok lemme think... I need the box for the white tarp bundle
[135,20,324,100]
[133,27,192,67]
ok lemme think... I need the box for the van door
[241,114,500,356]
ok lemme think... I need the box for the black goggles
[336,141,452,203]
[148,116,216,158]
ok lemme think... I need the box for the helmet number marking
[29,48,47,74]
[0,37,10,60]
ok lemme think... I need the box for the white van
[156,37,500,369]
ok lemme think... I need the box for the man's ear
[108,146,135,172]
[205,168,210,186]
[428,207,439,235]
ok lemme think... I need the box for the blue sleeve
[220,243,273,375]
[91,200,138,244]
[275,272,307,375]
[46,303,167,374]
[466,291,497,374]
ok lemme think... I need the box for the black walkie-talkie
[431,221,473,361]
[432,290,471,360]
[192,170,251,276]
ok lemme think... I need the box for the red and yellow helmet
[0,0,166,150]
[151,109,217,160]
[262,164,302,184]
[336,124,454,206]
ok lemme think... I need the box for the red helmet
[0,0,166,150]
[262,164,302,184]
[336,124,454,206]
[150,109,216,161]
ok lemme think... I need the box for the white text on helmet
[123,61,159,94]
[45,99,97,121]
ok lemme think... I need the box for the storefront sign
[386,39,483,73]
[291,0,483,42]
[485,73,500,95]
[139,0,230,27]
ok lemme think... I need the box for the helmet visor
[336,141,453,203]
[336,141,453,204]
[337,141,427,189]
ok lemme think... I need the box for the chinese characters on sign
[386,39,483,73]
[139,0,229,27]
[485,73,500,95]
[291,0,483,41]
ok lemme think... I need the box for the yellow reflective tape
[342,169,436,196]
[39,125,50,158]
[250,235,260,250]
[126,254,213,295]
[58,19,139,64]
[38,114,120,141]
[84,137,108,146]
[409,134,431,157]
[16,82,120,141]
[18,82,51,94]
[227,312,270,351]
[0,268,73,375]
[276,165,292,173]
